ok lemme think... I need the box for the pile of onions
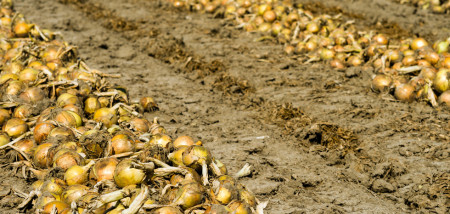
[0,2,262,214]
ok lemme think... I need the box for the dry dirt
[1,0,448,213]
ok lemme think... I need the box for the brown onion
[0,134,9,147]
[18,68,39,84]
[438,90,450,107]
[33,142,56,168]
[433,69,450,93]
[48,126,75,141]
[227,200,252,214]
[56,93,79,107]
[394,83,416,102]
[148,134,172,148]
[55,110,82,128]
[93,108,118,128]
[91,157,119,182]
[61,184,89,204]
[14,139,35,160]
[20,87,45,103]
[0,108,11,126]
[53,148,84,170]
[153,207,183,214]
[411,38,428,50]
[13,21,32,37]
[65,161,94,185]
[372,34,388,45]
[129,117,150,132]
[5,80,24,96]
[372,74,392,92]
[13,104,34,119]
[3,118,28,137]
[42,201,69,214]
[173,136,195,148]
[84,97,101,114]
[110,133,135,155]
[113,159,151,188]
[172,181,204,209]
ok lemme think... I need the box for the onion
[372,34,388,45]
[13,104,34,119]
[330,59,345,70]
[3,118,28,137]
[20,87,46,103]
[263,10,276,22]
[110,133,135,155]
[434,40,449,54]
[424,51,440,65]
[56,93,79,107]
[306,22,319,33]
[411,38,428,50]
[153,207,183,214]
[172,181,204,209]
[93,108,118,128]
[148,134,172,148]
[0,108,11,126]
[53,148,84,170]
[140,97,157,112]
[84,97,101,114]
[0,134,9,147]
[42,201,69,214]
[238,185,257,207]
[0,73,18,84]
[173,136,195,148]
[442,57,450,69]
[433,69,449,93]
[420,67,437,81]
[372,74,392,92]
[13,21,32,37]
[48,127,75,141]
[319,48,335,60]
[168,146,189,166]
[394,83,416,102]
[227,200,252,214]
[438,90,450,107]
[213,175,238,204]
[91,157,119,182]
[55,110,82,128]
[113,159,153,188]
[63,104,83,116]
[129,118,150,133]
[5,80,24,96]
[402,55,417,66]
[18,68,39,84]
[14,139,35,160]
[42,177,66,197]
[35,192,57,210]
[33,142,56,168]
[65,161,94,185]
[61,184,89,204]
[205,204,232,214]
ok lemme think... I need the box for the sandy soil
[1,0,448,213]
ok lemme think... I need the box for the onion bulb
[84,97,101,114]
[148,134,172,148]
[55,110,82,128]
[113,159,152,188]
[213,175,238,204]
[91,157,119,182]
[394,83,416,102]
[13,21,32,37]
[172,181,204,209]
[411,38,428,50]
[0,134,9,147]
[19,87,45,103]
[153,207,183,214]
[3,118,28,137]
[65,161,94,185]
[438,90,450,107]
[14,139,35,160]
[93,108,118,128]
[33,142,56,168]
[0,108,11,126]
[110,133,136,155]
[61,184,89,204]
[227,200,252,214]
[372,74,392,92]
[53,148,84,170]
[433,69,449,93]
[205,204,232,214]
[42,201,69,214]
[56,93,79,107]
[173,136,195,148]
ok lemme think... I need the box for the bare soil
[1,0,448,213]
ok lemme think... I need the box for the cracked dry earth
[0,0,448,213]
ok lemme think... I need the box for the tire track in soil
[11,0,450,213]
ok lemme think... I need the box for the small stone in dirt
[371,179,395,193]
